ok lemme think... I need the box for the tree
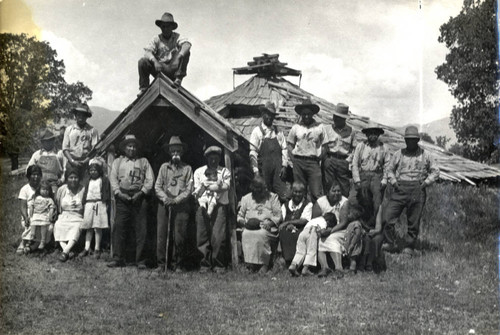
[0,33,92,169]
[419,132,435,144]
[435,0,499,162]
[436,135,450,150]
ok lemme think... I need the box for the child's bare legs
[38,226,47,249]
[60,240,76,254]
[79,230,93,257]
[318,251,343,270]
[94,229,103,251]
[318,251,330,270]
[331,252,343,270]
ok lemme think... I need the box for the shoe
[213,267,226,274]
[23,246,31,255]
[288,264,300,277]
[382,243,399,253]
[59,252,69,262]
[107,260,125,268]
[301,266,314,277]
[342,268,356,276]
[199,266,211,273]
[258,265,269,275]
[173,78,182,87]
[78,250,89,258]
[317,268,332,278]
[94,250,102,260]
[68,252,75,259]
[365,264,373,272]
[137,88,147,97]
[330,270,344,280]
[137,263,147,270]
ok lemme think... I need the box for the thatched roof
[206,54,500,185]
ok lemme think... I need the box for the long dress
[316,195,349,253]
[238,192,282,265]
[54,185,84,242]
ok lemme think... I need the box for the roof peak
[232,53,301,77]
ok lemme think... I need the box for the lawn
[1,164,499,335]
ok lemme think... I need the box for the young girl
[80,158,110,259]
[27,181,56,251]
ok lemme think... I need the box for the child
[80,158,110,259]
[342,204,365,273]
[288,212,337,277]
[195,168,221,216]
[27,181,56,251]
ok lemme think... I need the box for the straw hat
[72,104,92,117]
[259,101,278,115]
[204,146,222,157]
[167,136,187,150]
[404,126,420,139]
[333,103,349,118]
[39,129,56,141]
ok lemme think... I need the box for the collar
[299,120,319,128]
[167,161,185,169]
[75,123,90,131]
[40,148,57,154]
[289,199,305,210]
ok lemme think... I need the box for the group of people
[17,11,440,279]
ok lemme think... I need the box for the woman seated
[312,184,349,278]
[54,167,85,262]
[237,176,282,274]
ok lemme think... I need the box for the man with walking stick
[155,137,193,273]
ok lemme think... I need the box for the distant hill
[88,106,121,134]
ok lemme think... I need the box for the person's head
[404,126,420,152]
[65,167,81,189]
[347,204,364,222]
[364,128,383,144]
[332,103,349,128]
[72,104,92,127]
[26,165,42,187]
[204,168,218,181]
[38,181,53,198]
[88,158,104,180]
[120,135,140,159]
[327,184,342,205]
[290,182,306,205]
[295,99,319,126]
[39,129,56,151]
[155,12,178,37]
[204,146,222,169]
[259,101,277,127]
[250,176,268,201]
[167,136,185,165]
[323,212,338,228]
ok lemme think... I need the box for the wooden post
[107,150,116,256]
[224,148,239,266]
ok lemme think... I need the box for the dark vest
[284,199,310,221]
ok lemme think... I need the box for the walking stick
[164,205,172,273]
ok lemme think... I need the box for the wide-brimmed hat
[204,146,222,157]
[39,129,56,141]
[333,103,350,118]
[259,101,278,115]
[155,12,178,29]
[72,104,92,117]
[120,134,141,148]
[294,99,320,115]
[404,125,420,139]
[362,121,384,135]
[167,136,187,150]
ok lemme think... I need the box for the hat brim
[362,128,384,135]
[72,108,92,117]
[204,150,222,157]
[258,106,277,115]
[294,104,320,114]
[167,143,187,151]
[332,111,350,118]
[404,135,420,139]
[155,20,178,29]
[120,138,142,151]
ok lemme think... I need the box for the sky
[1,0,463,127]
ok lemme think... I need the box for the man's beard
[171,156,181,164]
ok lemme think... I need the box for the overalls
[258,125,287,201]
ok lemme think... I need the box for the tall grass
[1,175,499,335]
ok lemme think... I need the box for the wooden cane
[164,205,172,273]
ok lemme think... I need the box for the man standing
[62,104,99,178]
[287,99,327,202]
[323,103,356,197]
[138,12,191,94]
[249,101,288,202]
[384,125,439,256]
[108,135,154,269]
[194,146,231,273]
[350,121,391,212]
[27,129,65,194]
[155,136,193,272]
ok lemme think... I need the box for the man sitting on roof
[383,126,439,257]
[249,101,289,202]
[138,12,191,95]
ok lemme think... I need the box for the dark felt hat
[155,12,178,30]
[167,136,187,150]
[294,99,320,115]
[333,103,350,118]
[119,134,141,149]
[259,101,278,115]
[362,121,384,135]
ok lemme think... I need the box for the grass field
[1,164,499,334]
